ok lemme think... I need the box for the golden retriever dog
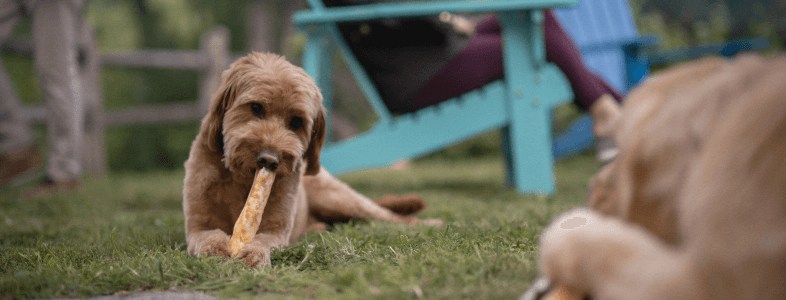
[183,52,438,267]
[535,55,786,299]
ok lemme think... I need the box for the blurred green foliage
[3,0,269,172]
[89,0,254,172]
[2,0,781,172]
[631,0,785,51]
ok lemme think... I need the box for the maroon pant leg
[412,11,622,112]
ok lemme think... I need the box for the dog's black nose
[256,150,279,171]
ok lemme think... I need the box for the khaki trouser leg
[31,0,84,181]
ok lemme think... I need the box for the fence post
[199,27,231,116]
[79,22,105,177]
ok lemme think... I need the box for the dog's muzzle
[256,150,280,171]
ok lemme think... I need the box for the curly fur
[183,52,439,267]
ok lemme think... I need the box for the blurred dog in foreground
[182,52,439,267]
[533,55,786,299]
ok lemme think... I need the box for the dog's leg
[183,166,237,259]
[234,232,287,267]
[303,167,433,225]
[305,214,329,233]
[186,228,232,258]
[373,194,426,216]
[539,208,700,299]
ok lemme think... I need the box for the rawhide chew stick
[229,168,275,256]
[520,277,584,300]
[540,284,583,300]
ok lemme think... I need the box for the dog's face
[586,57,738,243]
[201,53,326,178]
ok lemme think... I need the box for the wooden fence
[2,24,236,176]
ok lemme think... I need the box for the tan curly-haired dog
[183,52,438,267]
[535,55,786,299]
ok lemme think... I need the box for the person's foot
[590,94,621,164]
[20,177,81,199]
[0,145,43,188]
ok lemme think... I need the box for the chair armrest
[293,0,575,26]
[577,35,658,55]
[623,35,659,49]
[647,37,770,65]
[619,35,659,60]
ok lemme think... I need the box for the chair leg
[503,107,557,195]
[498,11,557,195]
[502,126,516,188]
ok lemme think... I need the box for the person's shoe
[20,177,81,199]
[590,94,621,164]
[0,145,43,188]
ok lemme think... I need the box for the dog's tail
[374,194,427,216]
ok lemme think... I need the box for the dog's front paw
[188,229,232,258]
[234,242,272,267]
[540,208,631,295]
[540,209,597,279]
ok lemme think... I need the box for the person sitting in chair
[325,0,623,163]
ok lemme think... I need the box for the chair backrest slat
[306,0,326,10]
[554,0,638,92]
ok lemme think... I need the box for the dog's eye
[289,117,303,130]
[251,103,264,117]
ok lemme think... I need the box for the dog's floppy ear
[304,108,326,175]
[201,74,237,153]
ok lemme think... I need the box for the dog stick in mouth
[229,168,275,257]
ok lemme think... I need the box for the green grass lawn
[0,153,597,299]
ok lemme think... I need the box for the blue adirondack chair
[548,0,640,159]
[550,0,770,158]
[293,0,577,195]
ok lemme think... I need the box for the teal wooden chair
[293,0,769,196]
[293,0,576,195]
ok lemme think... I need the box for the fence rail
[3,25,236,176]
[101,50,208,70]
